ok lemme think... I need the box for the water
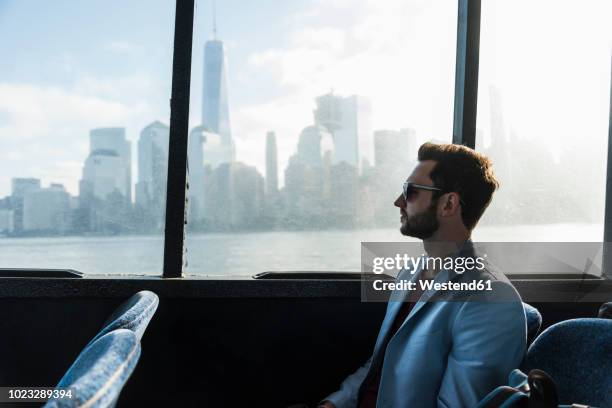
[0,224,603,276]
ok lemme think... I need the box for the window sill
[0,274,609,302]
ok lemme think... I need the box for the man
[321,143,526,408]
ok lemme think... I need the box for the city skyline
[0,0,610,235]
[0,0,463,198]
[0,87,607,236]
[0,82,420,235]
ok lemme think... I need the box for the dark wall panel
[0,297,385,407]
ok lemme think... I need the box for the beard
[400,200,439,239]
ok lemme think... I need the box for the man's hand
[318,401,336,408]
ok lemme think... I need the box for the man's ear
[442,193,460,215]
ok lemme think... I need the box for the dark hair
[418,142,499,230]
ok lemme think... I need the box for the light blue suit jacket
[326,242,526,408]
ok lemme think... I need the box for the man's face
[394,160,439,239]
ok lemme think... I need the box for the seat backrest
[598,301,612,319]
[91,291,159,344]
[522,302,542,347]
[44,329,141,408]
[522,318,612,407]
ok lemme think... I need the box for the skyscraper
[0,207,13,234]
[281,125,337,228]
[296,125,334,168]
[135,121,169,224]
[314,92,372,173]
[374,128,417,172]
[81,151,128,200]
[10,178,41,233]
[197,162,265,229]
[188,126,205,222]
[79,146,130,234]
[23,184,70,233]
[11,178,41,198]
[202,20,233,159]
[265,131,278,196]
[190,126,233,169]
[370,128,417,227]
[329,162,359,227]
[89,128,131,203]
[230,163,265,228]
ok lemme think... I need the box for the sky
[477,1,612,152]
[0,0,610,198]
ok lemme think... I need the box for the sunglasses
[402,181,466,206]
[402,181,442,201]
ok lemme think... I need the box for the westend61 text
[372,279,493,292]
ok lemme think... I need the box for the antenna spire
[212,0,217,39]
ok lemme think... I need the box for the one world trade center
[201,24,234,162]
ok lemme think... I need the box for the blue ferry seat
[522,302,542,347]
[598,301,612,319]
[521,318,612,407]
[44,329,141,408]
[90,290,159,345]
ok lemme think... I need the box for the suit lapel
[394,240,476,337]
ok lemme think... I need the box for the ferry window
[0,1,176,276]
[183,0,459,275]
[473,0,612,243]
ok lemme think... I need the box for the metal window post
[603,55,612,280]
[163,0,195,278]
[452,0,481,148]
